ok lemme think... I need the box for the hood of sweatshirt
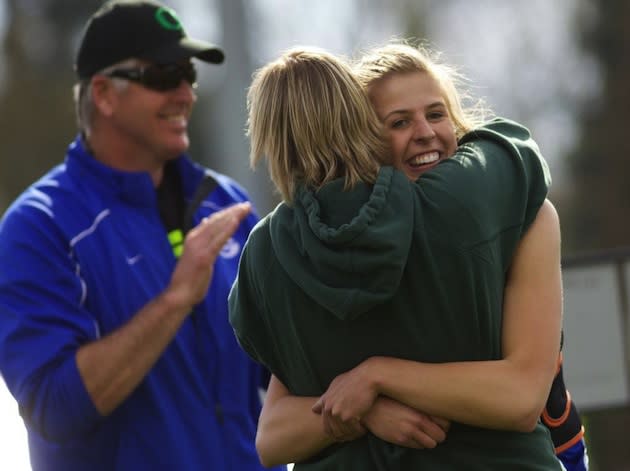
[268,167,414,321]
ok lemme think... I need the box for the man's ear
[90,75,117,117]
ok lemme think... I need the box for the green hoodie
[229,118,561,470]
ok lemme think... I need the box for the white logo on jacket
[126,254,143,265]
[220,238,240,259]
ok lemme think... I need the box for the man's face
[369,71,458,181]
[104,60,198,168]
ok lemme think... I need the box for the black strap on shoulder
[183,174,219,234]
[156,160,185,233]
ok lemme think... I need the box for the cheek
[438,127,458,157]
[384,133,407,168]
[446,137,458,157]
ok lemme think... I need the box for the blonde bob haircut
[247,46,389,204]
[354,40,491,140]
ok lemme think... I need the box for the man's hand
[77,202,252,415]
[168,202,251,309]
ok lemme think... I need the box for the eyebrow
[382,109,409,120]
[382,101,446,121]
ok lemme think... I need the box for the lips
[407,151,439,167]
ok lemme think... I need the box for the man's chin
[165,137,190,157]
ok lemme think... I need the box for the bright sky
[0,379,30,469]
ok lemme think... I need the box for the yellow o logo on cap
[155,7,183,31]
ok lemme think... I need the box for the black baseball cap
[75,0,224,79]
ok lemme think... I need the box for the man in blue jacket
[0,1,283,470]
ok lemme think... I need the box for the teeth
[409,152,439,166]
[166,115,186,124]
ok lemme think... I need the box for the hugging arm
[255,198,561,465]
[255,376,338,467]
[314,199,562,434]
[256,375,449,467]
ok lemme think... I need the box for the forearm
[368,356,552,431]
[259,374,450,466]
[257,376,342,466]
[76,289,192,415]
[257,392,335,467]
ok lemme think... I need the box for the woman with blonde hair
[247,46,389,203]
[352,40,587,471]
[229,45,562,470]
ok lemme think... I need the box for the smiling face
[112,62,196,160]
[368,71,458,181]
[92,59,197,177]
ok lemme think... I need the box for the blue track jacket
[0,136,284,471]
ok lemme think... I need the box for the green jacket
[229,118,561,470]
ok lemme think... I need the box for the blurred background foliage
[0,0,628,469]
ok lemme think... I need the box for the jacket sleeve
[0,204,101,441]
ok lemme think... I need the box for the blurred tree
[0,0,102,210]
[563,3,630,469]
[191,0,279,215]
[354,0,428,44]
[566,0,630,253]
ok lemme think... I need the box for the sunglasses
[105,63,197,91]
